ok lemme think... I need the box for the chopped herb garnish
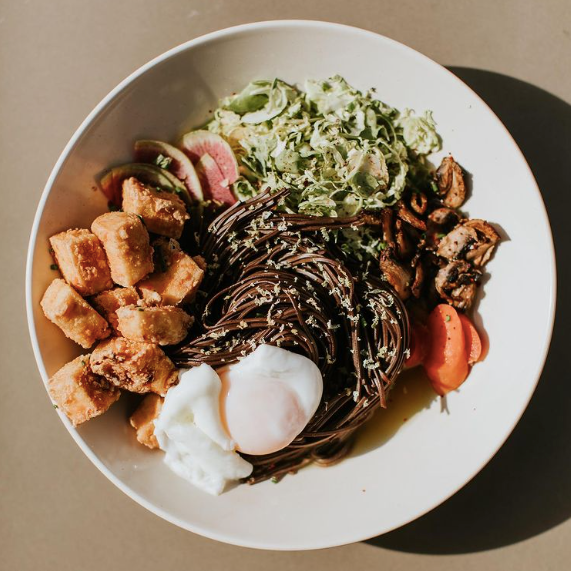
[108,202,120,212]
[53,404,58,409]
[50,264,59,271]
[445,314,451,322]
[138,308,144,312]
[271,476,279,484]
[437,232,447,239]
[155,154,173,170]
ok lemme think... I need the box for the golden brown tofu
[129,394,163,449]
[192,255,207,271]
[90,337,178,396]
[116,305,193,346]
[48,355,120,426]
[138,238,204,306]
[122,177,189,239]
[91,212,154,287]
[40,279,110,349]
[92,287,140,334]
[49,229,113,295]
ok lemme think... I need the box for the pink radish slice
[134,140,203,201]
[195,153,237,205]
[179,130,239,185]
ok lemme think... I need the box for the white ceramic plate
[26,21,556,550]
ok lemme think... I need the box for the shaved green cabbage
[396,109,440,155]
[207,75,440,258]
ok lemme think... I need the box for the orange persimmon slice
[423,304,469,396]
[405,322,429,369]
[459,313,483,365]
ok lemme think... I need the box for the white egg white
[154,364,253,496]
[154,346,324,494]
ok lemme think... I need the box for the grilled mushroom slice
[426,207,461,249]
[428,207,461,229]
[380,208,396,250]
[380,250,413,300]
[435,260,481,310]
[463,219,500,266]
[411,258,426,299]
[436,156,466,208]
[437,223,478,260]
[395,218,415,260]
[437,219,500,266]
[396,200,427,231]
[409,192,428,216]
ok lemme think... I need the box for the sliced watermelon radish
[195,153,237,206]
[179,130,239,185]
[99,163,187,207]
[134,140,203,202]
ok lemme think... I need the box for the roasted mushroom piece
[428,207,461,231]
[409,191,428,216]
[436,156,466,208]
[437,223,478,260]
[395,218,415,261]
[411,258,426,299]
[435,260,481,310]
[380,208,396,250]
[437,219,500,266]
[426,207,461,249]
[463,219,500,266]
[395,200,427,231]
[380,250,413,300]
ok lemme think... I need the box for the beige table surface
[1,0,570,569]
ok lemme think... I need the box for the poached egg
[154,345,323,494]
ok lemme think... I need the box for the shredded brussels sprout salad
[207,75,441,259]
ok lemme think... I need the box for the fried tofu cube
[49,229,113,295]
[92,287,140,333]
[48,355,120,426]
[116,305,193,345]
[129,394,163,448]
[138,238,204,306]
[192,255,207,271]
[90,337,178,396]
[41,279,110,348]
[122,177,189,239]
[91,212,154,287]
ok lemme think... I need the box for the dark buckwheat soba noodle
[170,188,409,483]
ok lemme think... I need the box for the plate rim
[25,19,557,550]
